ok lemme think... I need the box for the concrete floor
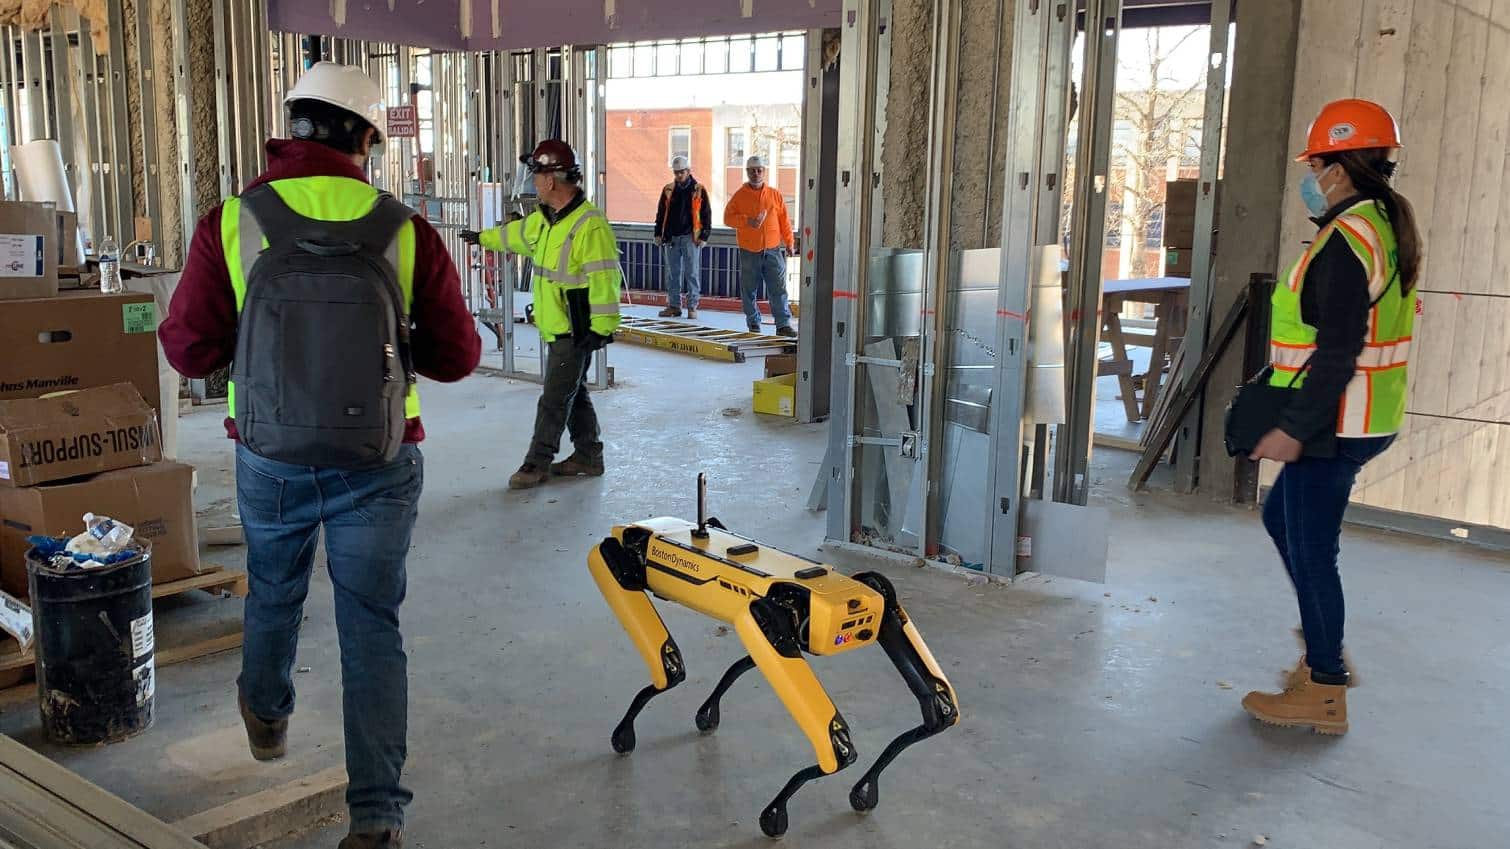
[2,312,1507,849]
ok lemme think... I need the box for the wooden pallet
[0,564,247,697]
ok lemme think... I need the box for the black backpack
[230,184,417,469]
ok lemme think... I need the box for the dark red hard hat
[521,139,579,174]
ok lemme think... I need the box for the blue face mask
[1300,170,1331,218]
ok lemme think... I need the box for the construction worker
[460,140,622,490]
[724,155,796,336]
[159,62,481,849]
[654,154,711,319]
[1241,99,1422,735]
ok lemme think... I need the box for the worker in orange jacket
[723,155,796,336]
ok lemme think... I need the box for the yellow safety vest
[479,196,622,342]
[1270,199,1414,436]
[222,175,421,419]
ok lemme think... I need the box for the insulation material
[948,0,1011,250]
[151,0,183,267]
[879,0,931,250]
[186,0,219,217]
[0,1,110,53]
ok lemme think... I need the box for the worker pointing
[723,155,796,337]
[461,140,623,490]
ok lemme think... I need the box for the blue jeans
[1261,435,1393,680]
[236,443,422,834]
[663,234,701,310]
[738,248,792,331]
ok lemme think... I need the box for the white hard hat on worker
[285,61,386,145]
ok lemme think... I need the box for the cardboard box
[0,461,201,596]
[753,372,796,417]
[0,384,163,488]
[0,290,162,419]
[764,355,798,379]
[0,201,58,301]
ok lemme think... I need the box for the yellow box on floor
[753,372,796,417]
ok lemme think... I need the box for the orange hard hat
[1296,98,1402,161]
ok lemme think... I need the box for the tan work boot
[658,306,682,318]
[508,463,549,490]
[686,308,698,320]
[550,453,605,478]
[1242,676,1349,735]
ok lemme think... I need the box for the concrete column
[1195,0,1303,500]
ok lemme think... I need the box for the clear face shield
[511,162,538,201]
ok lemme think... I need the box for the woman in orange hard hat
[1240,99,1423,735]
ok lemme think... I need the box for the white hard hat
[746,155,767,169]
[670,155,690,171]
[286,62,386,144]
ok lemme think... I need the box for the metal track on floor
[613,316,796,363]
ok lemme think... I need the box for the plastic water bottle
[99,236,121,294]
[83,513,134,552]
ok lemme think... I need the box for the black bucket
[26,545,155,745]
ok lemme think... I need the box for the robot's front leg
[734,598,858,837]
[848,571,960,813]
[588,537,686,753]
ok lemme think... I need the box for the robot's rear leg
[695,655,756,733]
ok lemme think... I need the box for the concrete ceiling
[267,0,842,52]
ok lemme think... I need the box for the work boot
[237,691,287,761]
[508,463,549,490]
[551,453,605,478]
[658,306,682,318]
[686,308,698,320]
[338,829,402,849]
[1241,676,1349,735]
[748,324,762,333]
[776,325,797,338]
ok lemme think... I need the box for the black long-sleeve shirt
[1278,196,1374,442]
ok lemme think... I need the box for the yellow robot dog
[588,475,959,838]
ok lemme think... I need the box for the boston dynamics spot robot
[588,475,960,838]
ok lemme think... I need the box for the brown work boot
[237,691,287,761]
[776,325,797,338]
[550,453,605,477]
[508,463,549,490]
[658,306,682,318]
[686,308,698,320]
[1242,676,1349,735]
[338,829,402,849]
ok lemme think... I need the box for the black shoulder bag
[1222,359,1338,459]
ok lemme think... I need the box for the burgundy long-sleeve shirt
[159,139,482,443]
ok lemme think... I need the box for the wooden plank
[1463,22,1510,296]
[154,631,243,667]
[0,735,205,849]
[151,567,248,600]
[173,766,348,849]
[1355,0,1414,113]
[1395,0,1455,282]
[1424,8,1490,303]
[1129,291,1249,490]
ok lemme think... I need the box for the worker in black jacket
[653,155,711,319]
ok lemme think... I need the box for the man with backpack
[159,62,481,849]
[461,140,622,490]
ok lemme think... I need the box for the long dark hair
[1322,149,1422,293]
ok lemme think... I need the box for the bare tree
[1112,27,1206,277]
[746,106,803,164]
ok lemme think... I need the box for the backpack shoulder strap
[353,193,418,257]
[240,184,310,249]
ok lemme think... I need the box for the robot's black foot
[610,722,636,754]
[759,804,788,838]
[849,778,879,812]
[694,702,720,733]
